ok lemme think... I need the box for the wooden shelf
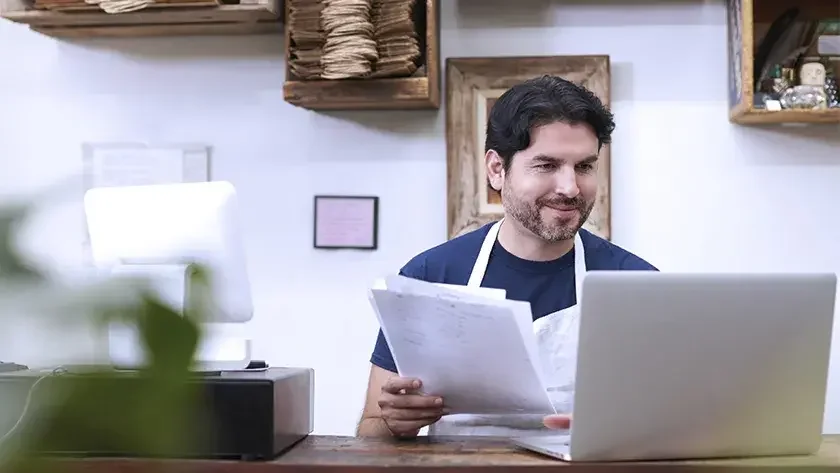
[727,0,840,125]
[283,76,436,111]
[282,0,440,111]
[729,107,840,124]
[0,0,282,37]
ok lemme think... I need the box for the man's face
[487,121,600,242]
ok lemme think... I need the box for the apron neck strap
[467,219,588,292]
[467,220,502,287]
[573,231,586,303]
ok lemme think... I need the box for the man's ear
[485,150,504,191]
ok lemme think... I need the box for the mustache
[539,197,586,208]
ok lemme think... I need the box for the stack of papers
[368,275,556,416]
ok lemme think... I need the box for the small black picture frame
[313,195,379,250]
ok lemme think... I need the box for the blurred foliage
[0,199,44,282]
[0,190,208,472]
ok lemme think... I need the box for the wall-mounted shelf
[0,0,281,37]
[729,108,840,125]
[282,0,440,111]
[727,0,840,125]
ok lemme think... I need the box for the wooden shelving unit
[282,0,440,111]
[0,0,282,37]
[727,0,840,125]
[729,107,840,125]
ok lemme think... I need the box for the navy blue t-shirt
[370,222,659,373]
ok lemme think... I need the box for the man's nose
[553,165,580,199]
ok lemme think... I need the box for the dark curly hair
[485,75,615,172]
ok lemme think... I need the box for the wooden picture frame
[313,195,379,250]
[445,56,612,241]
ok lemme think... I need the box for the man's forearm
[356,417,420,438]
[356,416,393,437]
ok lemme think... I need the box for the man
[357,75,657,438]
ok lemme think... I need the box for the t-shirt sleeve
[370,330,397,373]
[369,256,428,374]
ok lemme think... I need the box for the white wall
[1,0,840,435]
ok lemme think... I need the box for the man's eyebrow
[531,154,562,163]
[531,154,599,164]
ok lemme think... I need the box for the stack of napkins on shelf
[320,0,378,79]
[370,0,421,78]
[288,0,325,80]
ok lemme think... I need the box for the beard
[501,180,594,243]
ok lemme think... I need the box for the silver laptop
[513,271,837,462]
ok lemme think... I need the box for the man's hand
[378,376,447,437]
[543,414,572,430]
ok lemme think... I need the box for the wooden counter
[39,435,840,472]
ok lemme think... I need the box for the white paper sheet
[369,276,555,415]
[372,277,507,300]
[380,276,542,380]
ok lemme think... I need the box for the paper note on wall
[83,144,209,191]
[91,148,183,187]
[81,144,209,264]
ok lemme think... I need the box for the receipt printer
[0,366,314,461]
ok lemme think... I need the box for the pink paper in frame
[314,196,379,250]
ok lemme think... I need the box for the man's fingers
[384,407,446,421]
[382,376,422,394]
[379,392,443,409]
[543,414,572,430]
[387,418,441,435]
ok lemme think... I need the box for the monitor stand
[193,326,252,372]
[108,321,252,372]
[103,263,252,373]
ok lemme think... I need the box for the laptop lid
[563,271,836,462]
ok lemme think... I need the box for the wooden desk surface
[51,435,840,472]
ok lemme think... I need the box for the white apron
[428,219,586,437]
